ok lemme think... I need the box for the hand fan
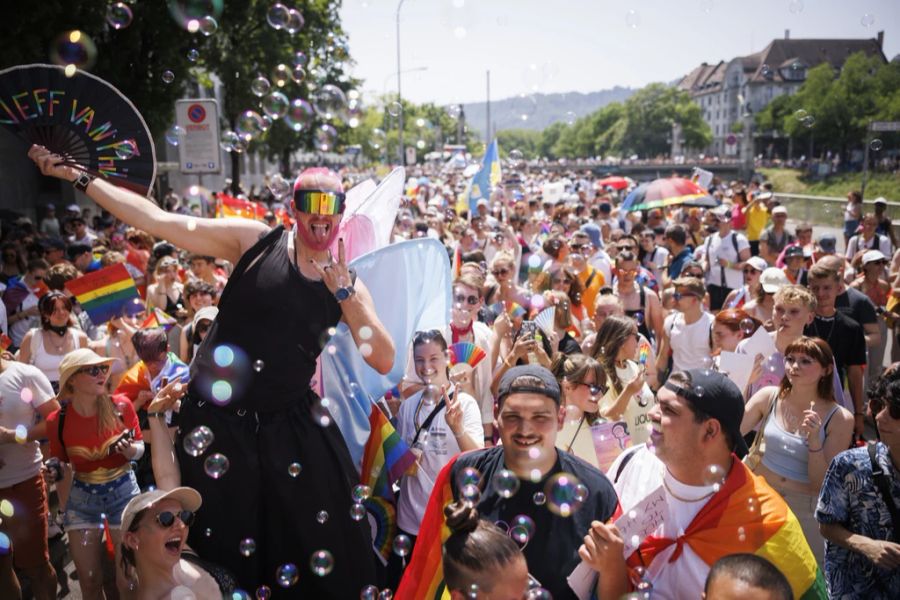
[533,306,556,337]
[448,342,487,368]
[0,64,156,196]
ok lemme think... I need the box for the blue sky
[340,0,899,106]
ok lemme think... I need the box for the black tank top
[190,228,342,412]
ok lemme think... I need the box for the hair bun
[444,501,479,535]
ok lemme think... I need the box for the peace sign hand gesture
[310,238,352,295]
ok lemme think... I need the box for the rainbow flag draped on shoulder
[395,455,458,600]
[64,264,140,325]
[631,458,826,600]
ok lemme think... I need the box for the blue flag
[466,139,501,215]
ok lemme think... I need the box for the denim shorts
[63,470,140,531]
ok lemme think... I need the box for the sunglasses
[684,271,704,278]
[551,278,572,285]
[454,293,479,306]
[492,268,510,276]
[742,268,760,275]
[577,382,605,396]
[78,365,110,377]
[294,190,346,215]
[568,243,587,252]
[673,291,698,301]
[155,509,195,529]
[617,245,636,252]
[619,268,638,276]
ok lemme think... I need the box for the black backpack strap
[217,225,285,309]
[57,403,69,461]
[868,443,900,542]
[411,396,449,447]
[614,446,641,484]
[585,270,596,289]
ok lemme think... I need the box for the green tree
[496,129,541,158]
[619,83,710,157]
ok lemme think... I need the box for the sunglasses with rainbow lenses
[294,190,346,215]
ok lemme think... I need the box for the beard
[295,220,339,252]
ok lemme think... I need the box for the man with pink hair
[28,146,394,598]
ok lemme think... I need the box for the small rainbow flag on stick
[141,307,178,331]
[65,264,139,325]
[360,405,417,502]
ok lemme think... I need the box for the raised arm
[28,145,269,265]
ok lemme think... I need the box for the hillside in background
[460,87,637,137]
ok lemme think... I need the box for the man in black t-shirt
[804,264,867,436]
[406,365,624,600]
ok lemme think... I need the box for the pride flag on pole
[64,264,139,325]
[465,140,501,216]
[359,406,417,502]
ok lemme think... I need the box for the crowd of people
[0,143,897,599]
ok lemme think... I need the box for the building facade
[679,30,886,157]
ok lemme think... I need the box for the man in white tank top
[657,277,714,373]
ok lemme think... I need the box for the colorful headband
[294,190,346,215]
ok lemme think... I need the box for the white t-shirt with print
[0,362,55,488]
[396,387,483,534]
[703,231,749,289]
[609,446,720,600]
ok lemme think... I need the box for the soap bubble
[220,130,240,153]
[167,0,224,31]
[370,129,387,151]
[196,344,250,405]
[115,139,137,160]
[291,65,306,84]
[526,589,552,600]
[262,92,290,120]
[316,510,329,524]
[312,397,333,427]
[292,51,308,67]
[50,30,97,71]
[392,534,412,557]
[378,590,393,600]
[794,109,808,120]
[703,463,727,492]
[544,472,586,517]
[313,85,348,121]
[387,102,402,117]
[106,3,133,30]
[203,453,229,479]
[565,111,577,126]
[288,462,302,477]
[509,514,535,543]
[187,48,200,62]
[239,538,256,557]
[511,93,537,122]
[256,585,271,599]
[761,64,773,79]
[236,110,265,141]
[314,124,338,152]
[788,0,804,14]
[352,484,372,502]
[275,563,298,587]
[509,149,524,165]
[271,64,291,88]
[493,469,520,499]
[199,15,218,36]
[802,115,816,128]
[860,13,875,28]
[740,318,756,336]
[182,425,214,457]
[162,70,175,84]
[170,585,197,600]
[456,466,482,489]
[267,3,290,29]
[625,9,640,28]
[360,585,379,599]
[446,104,462,120]
[310,549,334,576]
[14,425,27,444]
[251,76,271,97]
[285,9,305,34]
[284,99,314,132]
[870,139,883,152]
[694,385,705,398]
[349,503,367,521]
[268,174,291,200]
[166,125,187,147]
[532,491,546,506]
[460,484,481,503]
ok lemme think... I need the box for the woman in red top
[46,349,144,600]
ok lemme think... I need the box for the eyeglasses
[454,293,480,306]
[492,268,510,277]
[78,365,110,377]
[155,510,195,529]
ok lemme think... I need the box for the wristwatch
[72,172,95,193]
[334,285,356,303]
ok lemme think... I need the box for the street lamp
[396,0,408,165]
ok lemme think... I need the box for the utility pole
[486,70,491,143]
[396,0,407,165]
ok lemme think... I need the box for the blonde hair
[62,379,123,436]
[773,284,816,311]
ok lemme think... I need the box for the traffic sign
[725,134,737,146]
[175,99,221,174]
[870,121,900,132]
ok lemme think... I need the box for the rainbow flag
[365,496,398,564]
[630,458,826,600]
[64,264,140,325]
[396,455,457,600]
[216,192,268,220]
[141,307,177,330]
[114,361,150,402]
[359,406,417,502]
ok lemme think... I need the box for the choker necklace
[47,324,68,337]
[450,321,473,343]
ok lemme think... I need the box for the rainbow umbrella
[621,177,717,212]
